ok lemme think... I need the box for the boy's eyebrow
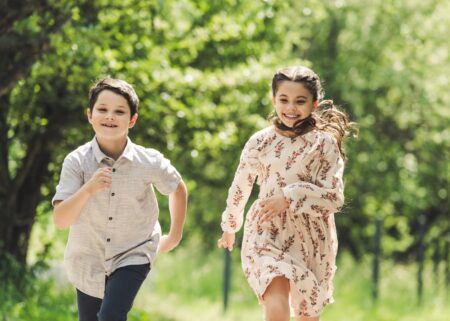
[97,103,127,109]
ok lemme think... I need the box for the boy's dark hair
[88,78,139,116]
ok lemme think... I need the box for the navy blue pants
[76,263,150,321]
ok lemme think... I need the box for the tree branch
[0,95,11,195]
[0,0,49,34]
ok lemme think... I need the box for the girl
[218,66,355,321]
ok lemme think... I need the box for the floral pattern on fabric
[221,126,344,317]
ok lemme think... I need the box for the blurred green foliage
[1,0,449,265]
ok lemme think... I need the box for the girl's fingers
[260,207,272,221]
[218,240,232,250]
[217,238,228,248]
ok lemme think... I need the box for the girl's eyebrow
[278,94,308,99]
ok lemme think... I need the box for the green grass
[322,253,448,321]
[130,242,449,321]
[13,225,450,321]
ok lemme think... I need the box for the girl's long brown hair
[270,66,357,160]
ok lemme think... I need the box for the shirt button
[111,192,115,196]
[109,217,113,220]
[107,238,111,242]
[112,168,116,172]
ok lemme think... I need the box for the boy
[52,78,188,321]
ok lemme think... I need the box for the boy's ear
[87,108,93,123]
[128,113,138,128]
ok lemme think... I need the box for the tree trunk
[0,139,51,264]
[4,176,50,264]
[0,92,52,263]
[0,1,101,266]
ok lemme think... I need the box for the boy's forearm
[168,180,188,237]
[53,186,92,229]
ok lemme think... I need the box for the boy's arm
[53,167,112,229]
[158,180,188,253]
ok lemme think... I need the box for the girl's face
[272,81,318,128]
[88,90,137,140]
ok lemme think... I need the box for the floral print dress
[221,126,345,317]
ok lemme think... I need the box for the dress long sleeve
[225,127,344,317]
[282,135,344,218]
[220,136,259,233]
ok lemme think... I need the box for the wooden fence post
[445,233,449,292]
[223,249,231,311]
[432,239,440,291]
[372,217,382,301]
[417,214,426,304]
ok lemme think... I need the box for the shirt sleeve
[282,135,345,218]
[52,154,83,205]
[221,136,259,233]
[151,151,182,195]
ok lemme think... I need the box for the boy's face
[88,90,138,140]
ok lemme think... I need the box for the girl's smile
[272,81,318,128]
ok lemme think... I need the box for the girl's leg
[262,276,290,321]
[295,316,320,321]
[76,289,102,321]
[97,263,150,321]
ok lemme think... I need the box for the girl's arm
[53,167,112,228]
[158,180,188,253]
[282,135,345,218]
[220,137,258,234]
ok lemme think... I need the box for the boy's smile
[88,90,137,141]
[101,123,118,128]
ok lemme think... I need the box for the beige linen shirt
[52,137,181,298]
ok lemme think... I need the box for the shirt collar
[120,137,135,161]
[91,136,135,164]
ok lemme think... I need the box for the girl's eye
[280,99,288,103]
[296,100,306,105]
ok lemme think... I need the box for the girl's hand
[84,167,112,195]
[217,232,235,251]
[158,233,182,253]
[259,192,289,222]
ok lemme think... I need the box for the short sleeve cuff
[51,192,73,206]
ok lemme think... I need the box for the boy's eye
[296,100,306,104]
[97,108,107,112]
[280,99,288,103]
[116,111,125,115]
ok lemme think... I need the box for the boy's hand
[84,168,112,195]
[217,232,235,251]
[158,233,182,253]
[259,192,289,223]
